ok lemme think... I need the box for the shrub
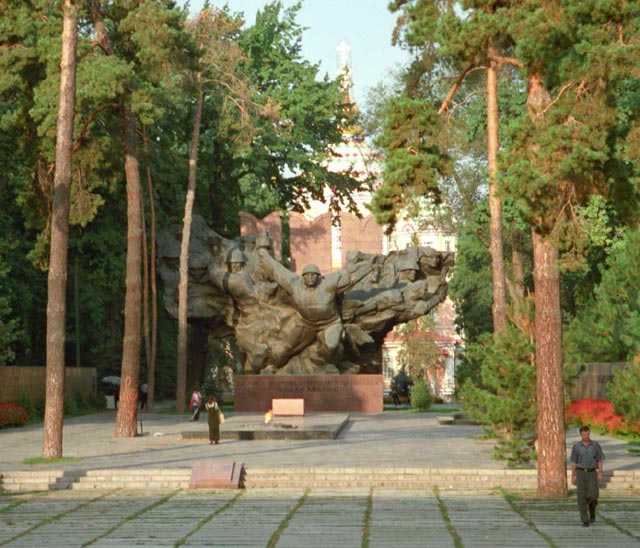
[14,393,37,421]
[87,393,107,410]
[608,357,640,433]
[0,401,29,428]
[409,381,434,411]
[74,391,89,410]
[459,327,536,466]
[63,395,79,416]
[566,398,639,435]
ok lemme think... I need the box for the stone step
[0,470,81,492]
[1,468,192,492]
[70,480,190,490]
[241,468,538,490]
[241,468,640,491]
[70,469,191,490]
[3,467,639,492]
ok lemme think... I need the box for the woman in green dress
[206,396,222,444]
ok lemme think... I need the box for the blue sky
[182,0,408,108]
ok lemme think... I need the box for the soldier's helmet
[256,232,272,249]
[302,264,321,276]
[227,248,247,264]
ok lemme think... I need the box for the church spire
[336,40,354,104]
[335,40,362,137]
[336,40,353,99]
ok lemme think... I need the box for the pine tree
[460,327,537,466]
[501,1,640,496]
[42,0,78,458]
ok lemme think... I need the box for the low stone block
[272,398,304,416]
[189,460,243,489]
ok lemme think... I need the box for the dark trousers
[191,405,200,421]
[576,469,599,523]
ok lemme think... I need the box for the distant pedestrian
[189,387,202,421]
[206,396,222,444]
[391,386,400,406]
[140,382,148,410]
[570,426,605,527]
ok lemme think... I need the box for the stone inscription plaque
[234,374,383,413]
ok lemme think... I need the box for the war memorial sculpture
[157,215,454,379]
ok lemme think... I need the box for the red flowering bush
[0,401,29,428]
[566,398,640,435]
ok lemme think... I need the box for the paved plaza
[1,406,640,547]
[1,488,640,547]
[2,406,639,472]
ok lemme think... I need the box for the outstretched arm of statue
[258,248,298,296]
[332,258,376,294]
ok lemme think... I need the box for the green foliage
[608,358,640,433]
[453,350,482,395]
[371,97,449,231]
[0,402,29,428]
[448,198,534,345]
[235,1,362,221]
[14,393,42,422]
[447,209,493,343]
[396,315,441,381]
[63,395,78,416]
[501,3,640,237]
[564,228,640,364]
[13,390,105,423]
[409,380,434,411]
[391,369,412,397]
[459,327,536,466]
[202,338,237,402]
[560,195,626,319]
[0,259,18,365]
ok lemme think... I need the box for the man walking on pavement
[570,425,605,527]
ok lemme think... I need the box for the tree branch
[72,102,119,153]
[539,80,578,116]
[437,64,476,115]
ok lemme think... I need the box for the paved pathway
[1,488,639,547]
[2,406,640,547]
[1,406,639,473]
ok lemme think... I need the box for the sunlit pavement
[1,488,640,548]
[2,407,640,547]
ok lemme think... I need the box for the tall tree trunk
[114,106,142,437]
[526,72,567,498]
[486,56,507,336]
[43,0,78,459]
[506,232,533,341]
[532,230,567,497]
[177,75,203,413]
[141,172,150,392]
[147,162,157,410]
[91,0,141,435]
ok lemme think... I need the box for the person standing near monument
[189,387,202,421]
[139,381,148,410]
[570,426,605,526]
[205,396,222,444]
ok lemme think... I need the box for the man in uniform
[570,426,605,527]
